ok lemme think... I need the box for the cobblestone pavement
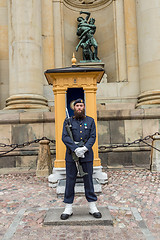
[0,169,160,240]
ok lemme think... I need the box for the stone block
[144,108,160,118]
[11,123,43,147]
[124,119,142,142]
[97,109,112,120]
[107,152,132,167]
[130,108,144,119]
[132,151,150,168]
[110,120,125,143]
[104,103,135,111]
[44,206,113,226]
[116,109,131,119]
[142,119,159,138]
[29,123,43,138]
[118,81,139,97]
[16,155,37,168]
[99,152,108,168]
[12,124,29,144]
[96,103,106,111]
[98,110,117,120]
[19,112,43,124]
[0,124,11,144]
[97,82,118,99]
[98,121,110,145]
[0,156,16,168]
[43,111,55,122]
[98,109,131,120]
[0,113,19,124]
[43,122,55,140]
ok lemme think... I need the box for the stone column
[114,0,127,82]
[123,0,139,88]
[0,0,9,109]
[136,0,160,108]
[42,0,55,107]
[6,0,48,110]
[52,0,64,68]
[42,0,54,72]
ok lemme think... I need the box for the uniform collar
[73,115,86,120]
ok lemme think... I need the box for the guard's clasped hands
[75,146,88,158]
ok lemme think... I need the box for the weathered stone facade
[0,0,160,169]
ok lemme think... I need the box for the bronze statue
[76,11,100,62]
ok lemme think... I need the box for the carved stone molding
[64,0,111,8]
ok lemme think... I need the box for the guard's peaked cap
[74,98,85,106]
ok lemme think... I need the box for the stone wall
[0,111,55,168]
[97,108,160,169]
[0,108,159,169]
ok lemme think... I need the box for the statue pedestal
[77,62,105,69]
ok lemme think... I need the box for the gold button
[81,137,82,139]
[80,125,82,127]
[80,131,82,133]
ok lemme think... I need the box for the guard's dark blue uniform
[62,115,97,203]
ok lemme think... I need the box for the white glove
[75,147,84,158]
[75,146,88,158]
[81,146,88,154]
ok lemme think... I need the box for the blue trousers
[64,160,97,204]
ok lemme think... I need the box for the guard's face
[74,103,85,113]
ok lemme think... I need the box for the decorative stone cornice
[64,0,112,8]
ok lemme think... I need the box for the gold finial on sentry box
[72,52,77,66]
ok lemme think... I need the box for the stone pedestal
[56,178,102,195]
[77,62,105,69]
[44,206,113,226]
[48,166,108,188]
[6,0,48,110]
[36,140,53,177]
[151,135,160,172]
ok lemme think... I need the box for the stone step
[56,178,102,195]
[43,206,113,226]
